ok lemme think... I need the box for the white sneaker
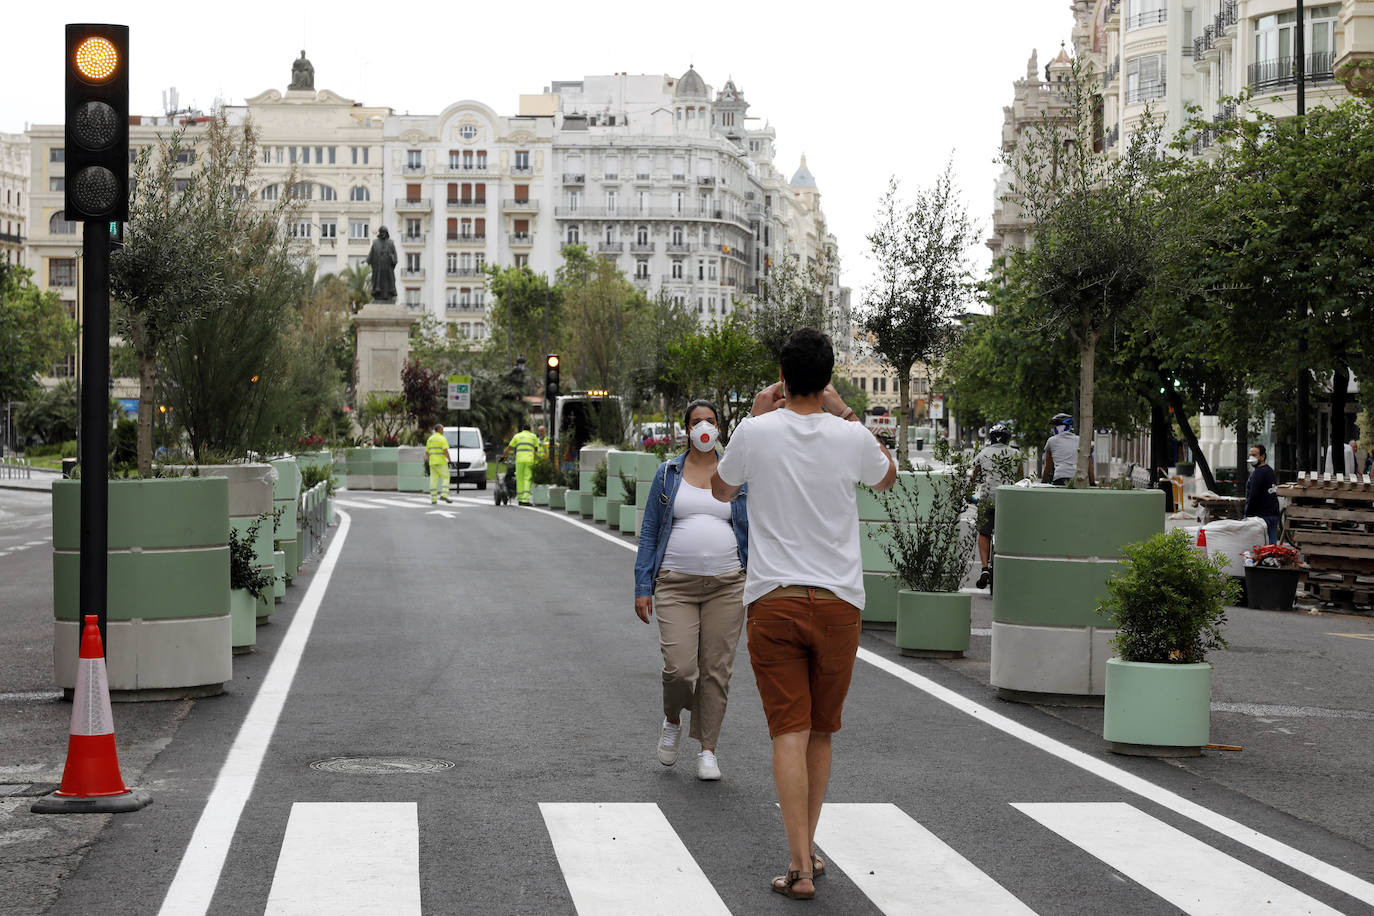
[657,719,681,766]
[697,749,721,781]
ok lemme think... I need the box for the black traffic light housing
[65,24,129,222]
[544,354,560,402]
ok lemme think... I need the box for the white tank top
[661,481,740,577]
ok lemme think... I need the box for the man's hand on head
[751,382,786,417]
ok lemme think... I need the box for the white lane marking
[24,540,47,547]
[333,499,382,510]
[536,507,642,552]
[425,510,458,519]
[366,497,435,509]
[857,648,1374,907]
[540,802,730,916]
[264,802,421,916]
[815,803,1033,915]
[157,510,353,916]
[1014,802,1343,915]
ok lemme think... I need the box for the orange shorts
[745,591,861,738]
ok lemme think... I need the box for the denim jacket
[633,451,748,597]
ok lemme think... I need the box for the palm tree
[341,263,371,313]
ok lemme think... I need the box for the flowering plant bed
[1244,543,1303,568]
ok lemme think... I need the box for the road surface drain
[310,756,455,775]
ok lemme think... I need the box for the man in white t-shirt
[711,327,895,901]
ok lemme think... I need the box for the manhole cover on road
[309,756,455,775]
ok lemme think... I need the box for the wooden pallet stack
[1278,472,1374,609]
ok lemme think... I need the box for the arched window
[349,186,371,202]
[636,225,649,245]
[567,225,580,245]
[49,211,77,235]
[318,184,338,201]
[261,184,279,201]
[288,182,312,200]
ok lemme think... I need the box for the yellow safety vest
[508,430,540,462]
[425,432,449,465]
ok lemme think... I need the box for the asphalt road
[4,488,1374,915]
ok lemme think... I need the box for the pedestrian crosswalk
[258,799,1351,915]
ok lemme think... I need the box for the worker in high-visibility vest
[425,423,452,504]
[537,424,551,460]
[504,421,541,506]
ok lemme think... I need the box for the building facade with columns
[1,132,28,268]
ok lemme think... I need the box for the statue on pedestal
[289,51,315,91]
[367,227,398,303]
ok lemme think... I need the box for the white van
[443,426,486,490]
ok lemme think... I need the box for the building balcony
[1125,81,1167,105]
[502,198,540,212]
[446,267,486,278]
[602,172,619,181]
[510,166,533,177]
[665,242,694,254]
[1125,8,1166,30]
[318,237,338,247]
[634,173,651,181]
[697,176,716,186]
[1250,52,1335,93]
[633,276,651,288]
[446,163,490,175]
[447,233,487,245]
[1105,0,1121,24]
[508,233,534,247]
[395,197,431,210]
[401,269,426,280]
[402,164,425,175]
[401,232,427,245]
[447,199,487,209]
[1104,56,1120,86]
[562,173,585,184]
[598,241,624,254]
[630,242,655,254]
[404,301,426,312]
[445,301,486,313]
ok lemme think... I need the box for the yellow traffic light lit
[250,375,259,383]
[546,355,560,369]
[74,36,119,82]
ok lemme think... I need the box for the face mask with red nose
[691,421,719,452]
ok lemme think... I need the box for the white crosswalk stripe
[815,803,1034,914]
[251,800,1351,914]
[264,802,421,915]
[1014,802,1344,915]
[539,802,730,916]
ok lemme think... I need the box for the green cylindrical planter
[619,503,638,536]
[565,490,582,513]
[862,572,900,627]
[991,486,1163,704]
[230,588,258,653]
[52,477,231,697]
[606,498,623,529]
[549,486,567,509]
[592,495,608,522]
[1103,658,1211,756]
[580,492,595,517]
[273,550,286,599]
[271,457,301,596]
[1244,565,1300,611]
[533,484,551,506]
[896,590,971,657]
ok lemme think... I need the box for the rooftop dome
[674,65,708,99]
[789,153,817,189]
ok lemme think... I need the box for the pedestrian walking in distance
[633,400,749,781]
[712,328,896,901]
[425,424,452,505]
[1245,443,1280,545]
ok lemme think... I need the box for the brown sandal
[771,870,816,900]
[811,854,826,878]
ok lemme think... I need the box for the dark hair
[779,327,833,397]
[1251,443,1267,458]
[683,399,719,430]
[521,421,531,431]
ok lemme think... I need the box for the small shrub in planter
[1097,529,1238,663]
[229,517,275,601]
[300,463,336,495]
[592,461,608,498]
[531,456,557,486]
[618,470,637,505]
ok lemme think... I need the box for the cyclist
[1041,412,1094,487]
[972,423,1020,589]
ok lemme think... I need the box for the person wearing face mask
[1244,443,1281,545]
[632,399,749,781]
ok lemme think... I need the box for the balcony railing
[697,176,716,186]
[1249,52,1335,92]
[446,232,487,243]
[395,197,431,209]
[598,241,624,253]
[401,268,425,280]
[446,163,489,174]
[1104,124,1120,149]
[446,267,485,278]
[1125,81,1167,105]
[402,163,425,175]
[511,165,533,176]
[562,173,585,184]
[635,173,651,181]
[1105,56,1120,85]
[1194,26,1215,58]
[671,173,686,182]
[665,242,693,254]
[1126,8,1166,30]
[603,172,619,180]
[401,232,428,244]
[508,233,534,246]
[630,242,655,254]
[1106,0,1121,16]
[502,198,540,211]
[447,199,487,209]
[1215,0,1237,35]
[404,301,426,312]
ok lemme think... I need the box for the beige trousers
[653,568,747,749]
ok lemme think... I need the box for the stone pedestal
[353,301,418,407]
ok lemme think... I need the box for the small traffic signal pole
[79,219,111,651]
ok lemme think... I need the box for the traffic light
[544,354,560,401]
[65,24,129,222]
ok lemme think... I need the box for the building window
[405,252,421,272]
[476,150,487,169]
[350,185,371,202]
[320,221,337,239]
[674,191,685,214]
[514,254,529,268]
[351,147,369,165]
[514,150,530,170]
[50,258,76,286]
[261,184,279,200]
[176,149,196,165]
[319,184,338,201]
[671,225,684,246]
[49,211,77,235]
[460,124,478,140]
[405,218,422,239]
[567,225,581,245]
[407,149,422,170]
[604,156,618,180]
[290,221,312,238]
[1126,0,1166,30]
[174,179,190,192]
[447,252,459,273]
[49,177,65,191]
[708,260,718,281]
[1125,52,1167,104]
[671,260,683,279]
[288,182,312,199]
[50,148,65,162]
[1253,5,1338,89]
[697,259,705,280]
[568,189,581,211]
[447,288,458,308]
[349,220,370,240]
[635,260,649,279]
[605,189,617,213]
[638,190,648,213]
[636,225,649,245]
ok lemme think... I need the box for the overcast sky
[4,0,1071,298]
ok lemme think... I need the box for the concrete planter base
[533,484,551,506]
[549,486,567,510]
[896,590,971,657]
[55,616,229,699]
[619,503,638,536]
[606,498,622,528]
[1103,658,1211,755]
[230,588,258,653]
[990,620,1114,704]
[580,492,595,517]
[862,573,900,629]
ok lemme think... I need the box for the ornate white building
[1,132,27,268]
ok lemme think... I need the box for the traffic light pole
[79,220,110,650]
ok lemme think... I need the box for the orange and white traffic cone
[32,615,151,814]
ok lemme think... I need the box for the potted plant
[1242,543,1304,612]
[1096,529,1239,756]
[617,469,639,533]
[228,517,274,653]
[874,448,977,658]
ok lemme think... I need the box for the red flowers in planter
[1245,543,1303,568]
